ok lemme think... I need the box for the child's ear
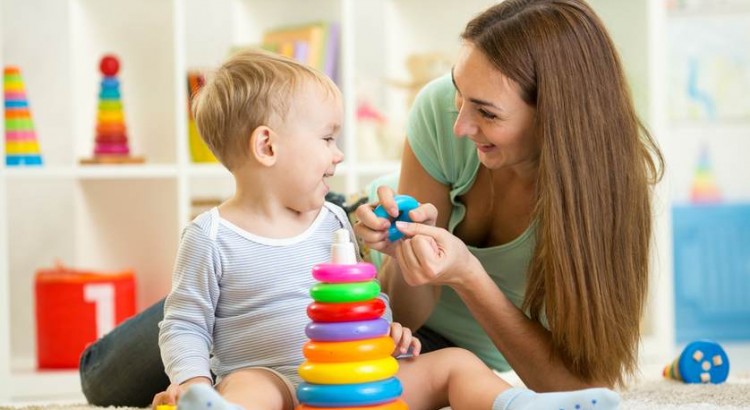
[249,125,277,166]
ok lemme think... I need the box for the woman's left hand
[393,221,483,289]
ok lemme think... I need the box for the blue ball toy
[373,195,419,242]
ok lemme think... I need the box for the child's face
[273,82,344,212]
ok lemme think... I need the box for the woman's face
[452,43,538,171]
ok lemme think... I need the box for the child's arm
[389,322,422,357]
[158,223,221,387]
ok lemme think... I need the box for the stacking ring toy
[307,299,386,322]
[297,377,403,407]
[297,399,408,410]
[373,195,419,241]
[312,263,377,283]
[303,336,395,362]
[305,318,389,342]
[310,281,380,303]
[298,357,399,384]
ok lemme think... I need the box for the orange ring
[303,336,395,362]
[296,399,408,410]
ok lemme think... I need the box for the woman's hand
[151,377,211,409]
[388,322,421,357]
[393,221,483,289]
[354,186,438,257]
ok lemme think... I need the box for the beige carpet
[3,372,749,410]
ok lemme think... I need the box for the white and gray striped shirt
[158,202,391,386]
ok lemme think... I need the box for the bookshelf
[0,0,676,402]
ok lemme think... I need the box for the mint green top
[405,74,536,371]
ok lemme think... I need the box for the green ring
[310,281,381,303]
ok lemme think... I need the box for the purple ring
[306,318,390,342]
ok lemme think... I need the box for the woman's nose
[453,107,476,137]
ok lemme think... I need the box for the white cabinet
[0,0,674,403]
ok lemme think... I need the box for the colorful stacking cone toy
[663,340,730,384]
[689,146,721,203]
[297,229,407,410]
[4,66,43,166]
[80,55,143,164]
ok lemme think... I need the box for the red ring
[307,299,386,322]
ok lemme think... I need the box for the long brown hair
[462,0,664,386]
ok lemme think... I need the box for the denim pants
[79,298,170,407]
[78,297,456,407]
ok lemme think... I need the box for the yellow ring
[298,357,398,384]
[303,336,395,363]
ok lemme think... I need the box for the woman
[354,0,663,391]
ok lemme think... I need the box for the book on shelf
[261,21,340,83]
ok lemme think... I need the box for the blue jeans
[78,298,454,407]
[79,298,170,407]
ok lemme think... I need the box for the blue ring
[305,318,390,342]
[374,195,419,241]
[297,377,403,407]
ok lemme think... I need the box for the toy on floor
[297,229,407,409]
[373,195,419,242]
[663,339,730,384]
[4,66,43,166]
[80,54,144,164]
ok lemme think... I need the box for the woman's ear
[249,125,277,166]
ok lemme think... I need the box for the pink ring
[312,263,377,283]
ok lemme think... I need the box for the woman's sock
[178,384,243,410]
[493,387,620,410]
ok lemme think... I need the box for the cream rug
[3,372,749,410]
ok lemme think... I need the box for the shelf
[186,163,230,178]
[4,165,178,180]
[7,360,83,402]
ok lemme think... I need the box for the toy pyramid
[297,230,407,410]
[4,66,43,166]
[690,146,721,203]
[80,55,143,164]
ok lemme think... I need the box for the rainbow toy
[663,340,730,384]
[297,230,407,410]
[80,55,143,164]
[4,66,43,166]
[689,146,721,204]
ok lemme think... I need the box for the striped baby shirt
[158,202,391,386]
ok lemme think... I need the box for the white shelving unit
[0,0,679,403]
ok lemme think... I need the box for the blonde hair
[192,48,339,170]
[463,0,664,386]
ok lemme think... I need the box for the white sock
[493,387,620,410]
[178,384,243,410]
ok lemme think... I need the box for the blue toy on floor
[663,340,730,384]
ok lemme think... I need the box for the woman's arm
[394,221,611,390]
[454,268,608,391]
[359,141,452,329]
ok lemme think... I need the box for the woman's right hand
[354,185,438,257]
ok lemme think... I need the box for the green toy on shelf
[663,340,730,384]
[4,66,43,166]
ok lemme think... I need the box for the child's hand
[388,322,422,357]
[151,377,211,409]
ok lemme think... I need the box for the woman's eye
[478,108,498,120]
